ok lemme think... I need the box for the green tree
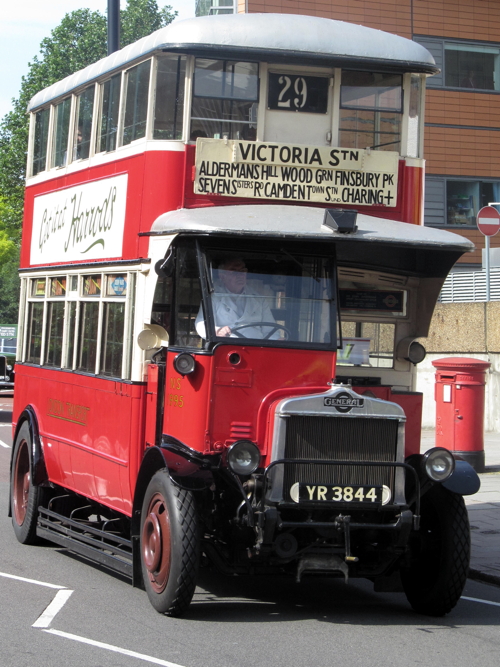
[0,1,177,323]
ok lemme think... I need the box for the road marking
[462,595,500,608]
[0,439,10,448]
[32,589,74,628]
[0,571,66,590]
[44,629,187,667]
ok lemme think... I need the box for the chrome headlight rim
[422,447,455,482]
[226,440,261,476]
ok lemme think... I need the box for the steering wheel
[230,322,291,340]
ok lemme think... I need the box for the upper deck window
[340,72,402,152]
[154,56,186,140]
[191,59,259,140]
[73,86,95,161]
[123,60,151,145]
[52,97,72,168]
[32,108,50,176]
[98,73,122,153]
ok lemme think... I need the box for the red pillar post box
[432,358,490,473]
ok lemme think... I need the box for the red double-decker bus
[10,13,478,617]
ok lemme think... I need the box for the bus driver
[195,257,280,339]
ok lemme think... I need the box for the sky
[0,1,196,120]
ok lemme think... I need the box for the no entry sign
[477,206,500,236]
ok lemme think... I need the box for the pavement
[421,429,500,586]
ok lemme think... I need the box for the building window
[196,0,234,16]
[190,59,259,140]
[445,43,500,91]
[416,37,500,92]
[425,176,500,226]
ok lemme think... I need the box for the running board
[37,506,133,578]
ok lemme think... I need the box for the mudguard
[442,460,481,496]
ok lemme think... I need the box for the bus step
[37,506,133,579]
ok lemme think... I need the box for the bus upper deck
[23,13,438,274]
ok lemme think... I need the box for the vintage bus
[10,13,479,617]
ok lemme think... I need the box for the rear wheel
[140,470,200,616]
[11,421,48,544]
[401,485,470,616]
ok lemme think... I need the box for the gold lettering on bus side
[168,394,184,408]
[169,377,182,390]
[47,398,90,426]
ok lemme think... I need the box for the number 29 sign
[268,73,329,114]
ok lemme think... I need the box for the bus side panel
[163,352,213,454]
[141,150,186,233]
[13,364,145,516]
[21,148,189,270]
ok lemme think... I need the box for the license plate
[298,483,382,504]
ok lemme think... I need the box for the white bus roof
[28,13,437,111]
[150,204,473,254]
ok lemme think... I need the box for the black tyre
[401,485,470,616]
[140,470,200,616]
[11,421,48,545]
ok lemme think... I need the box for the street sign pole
[485,234,491,301]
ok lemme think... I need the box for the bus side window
[51,97,72,168]
[98,73,122,153]
[123,60,151,145]
[45,277,66,367]
[32,107,50,175]
[154,56,186,140]
[73,85,95,161]
[152,274,173,334]
[173,246,203,349]
[190,59,259,140]
[25,278,46,364]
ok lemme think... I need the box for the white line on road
[0,439,10,448]
[44,629,187,667]
[0,571,66,590]
[462,595,500,608]
[32,589,74,628]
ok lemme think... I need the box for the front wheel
[140,470,200,616]
[11,421,48,544]
[401,485,470,616]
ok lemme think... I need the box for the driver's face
[219,259,247,294]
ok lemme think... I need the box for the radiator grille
[283,416,399,499]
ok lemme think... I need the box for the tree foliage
[0,1,177,323]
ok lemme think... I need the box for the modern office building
[195,0,500,267]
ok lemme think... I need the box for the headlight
[422,447,455,482]
[227,440,261,476]
[173,353,196,376]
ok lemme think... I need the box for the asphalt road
[1,398,500,667]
